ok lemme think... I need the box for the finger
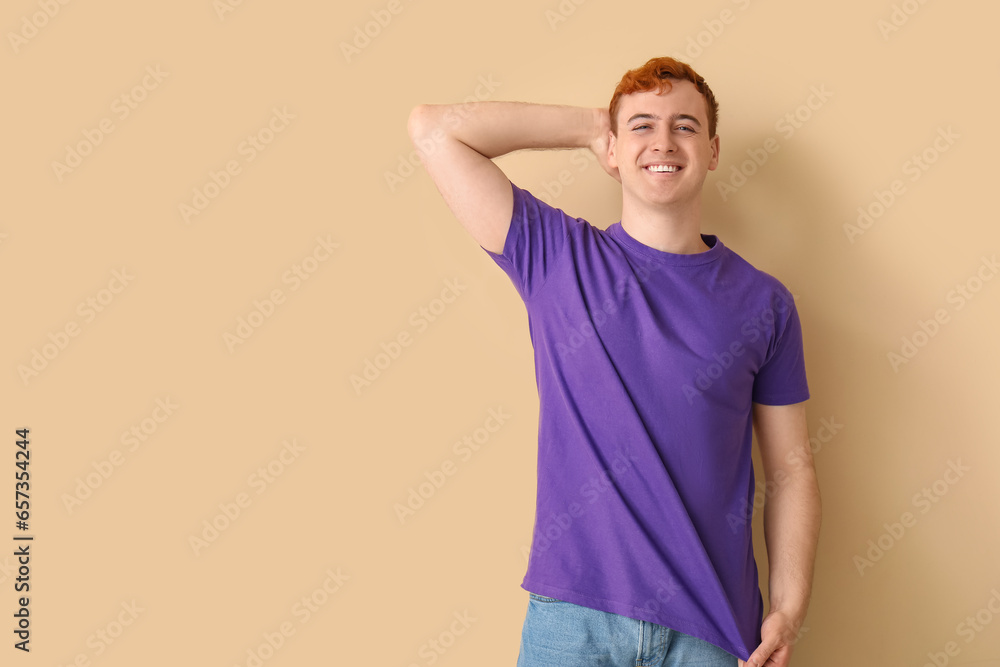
[745,643,776,667]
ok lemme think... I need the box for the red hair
[609,57,719,138]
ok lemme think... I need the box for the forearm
[410,101,600,159]
[761,471,821,629]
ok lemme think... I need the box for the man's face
[608,80,720,211]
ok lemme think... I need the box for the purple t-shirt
[482,181,809,660]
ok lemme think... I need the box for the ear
[608,130,618,169]
[707,133,720,171]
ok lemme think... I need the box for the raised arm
[406,102,617,254]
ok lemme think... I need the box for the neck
[620,196,709,255]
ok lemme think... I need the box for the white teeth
[646,165,679,173]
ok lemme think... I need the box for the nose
[651,126,676,153]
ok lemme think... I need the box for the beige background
[3,0,999,665]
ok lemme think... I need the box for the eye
[676,125,695,133]
[631,123,651,131]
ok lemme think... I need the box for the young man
[407,57,821,667]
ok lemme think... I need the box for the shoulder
[722,244,796,301]
[510,181,603,237]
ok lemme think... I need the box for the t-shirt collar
[608,222,724,266]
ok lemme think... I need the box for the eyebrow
[626,113,703,128]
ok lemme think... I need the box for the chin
[641,187,686,204]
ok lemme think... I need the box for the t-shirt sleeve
[481,181,573,302]
[751,286,810,405]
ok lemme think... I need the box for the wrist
[591,107,610,145]
[766,599,808,630]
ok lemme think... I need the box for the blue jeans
[517,593,739,667]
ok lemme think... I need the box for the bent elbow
[407,104,440,143]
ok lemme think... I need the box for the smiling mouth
[644,165,682,173]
